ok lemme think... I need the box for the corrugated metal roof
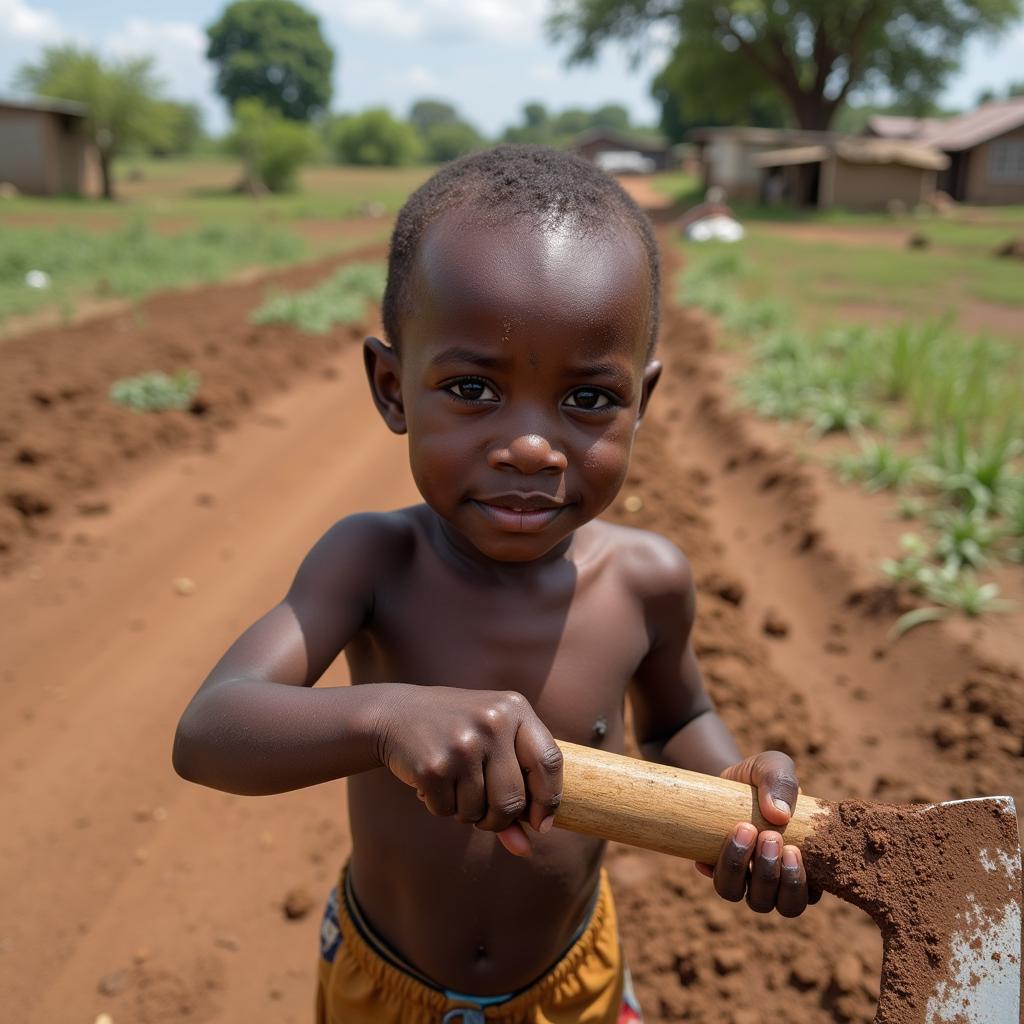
[752,145,830,167]
[866,98,1024,152]
[754,138,948,170]
[686,126,840,145]
[0,95,89,117]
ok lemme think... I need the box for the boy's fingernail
[772,798,792,816]
[782,848,799,870]
[762,837,780,858]
[539,815,555,834]
[735,823,757,846]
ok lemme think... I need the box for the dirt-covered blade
[923,797,1020,1024]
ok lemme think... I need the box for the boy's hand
[695,751,822,917]
[376,686,562,857]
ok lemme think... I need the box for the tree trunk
[99,151,115,201]
[788,92,836,132]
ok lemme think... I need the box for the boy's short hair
[382,144,661,357]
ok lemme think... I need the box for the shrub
[110,370,199,411]
[329,108,423,167]
[230,98,317,193]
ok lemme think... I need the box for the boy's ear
[364,336,407,435]
[636,359,662,427]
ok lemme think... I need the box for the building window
[988,138,1024,182]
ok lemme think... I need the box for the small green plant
[251,261,386,333]
[806,389,874,439]
[895,496,928,520]
[922,420,1021,512]
[890,564,1015,637]
[931,507,998,571]
[836,439,919,491]
[109,370,199,411]
[1000,481,1024,561]
[881,533,933,589]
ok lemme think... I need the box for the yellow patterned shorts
[315,866,643,1023]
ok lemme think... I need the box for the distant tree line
[13,0,1022,197]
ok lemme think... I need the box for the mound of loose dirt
[0,245,385,571]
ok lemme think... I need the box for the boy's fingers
[714,822,757,902]
[418,779,456,818]
[694,862,714,879]
[454,768,486,824]
[776,845,809,918]
[746,832,782,913]
[477,750,527,833]
[749,752,799,826]
[496,822,532,857]
[514,719,563,832]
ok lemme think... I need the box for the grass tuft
[251,261,386,333]
[109,370,200,412]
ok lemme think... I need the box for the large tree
[207,0,333,121]
[15,46,169,199]
[548,0,1022,131]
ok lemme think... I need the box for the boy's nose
[488,433,568,475]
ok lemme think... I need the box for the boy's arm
[172,513,403,794]
[627,534,814,916]
[173,513,562,854]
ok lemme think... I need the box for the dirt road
[1,236,1021,1024]
[1,341,420,1023]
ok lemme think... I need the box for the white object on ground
[685,216,745,243]
[25,269,51,289]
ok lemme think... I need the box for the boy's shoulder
[587,518,694,601]
[296,506,424,590]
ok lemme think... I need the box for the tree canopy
[502,101,649,145]
[15,45,169,199]
[651,40,786,140]
[548,0,1023,131]
[408,99,485,162]
[150,101,205,157]
[207,0,334,121]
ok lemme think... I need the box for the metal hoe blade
[924,797,1021,1023]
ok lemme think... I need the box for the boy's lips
[471,493,569,533]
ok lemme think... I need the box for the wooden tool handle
[554,741,828,864]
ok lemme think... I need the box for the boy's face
[367,208,660,563]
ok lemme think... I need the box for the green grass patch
[109,370,200,412]
[677,245,1024,629]
[251,261,386,333]
[649,171,701,206]
[0,220,305,323]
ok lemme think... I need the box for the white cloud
[104,18,220,126]
[402,65,438,89]
[313,0,547,44]
[529,63,558,81]
[0,0,63,42]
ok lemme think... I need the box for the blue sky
[2,0,1023,136]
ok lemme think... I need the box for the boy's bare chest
[347,556,650,744]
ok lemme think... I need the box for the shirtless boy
[173,145,814,1023]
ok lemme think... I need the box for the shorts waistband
[336,864,613,1019]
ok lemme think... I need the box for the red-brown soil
[0,228,1021,1024]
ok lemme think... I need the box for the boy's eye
[564,387,613,411]
[445,378,498,403]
